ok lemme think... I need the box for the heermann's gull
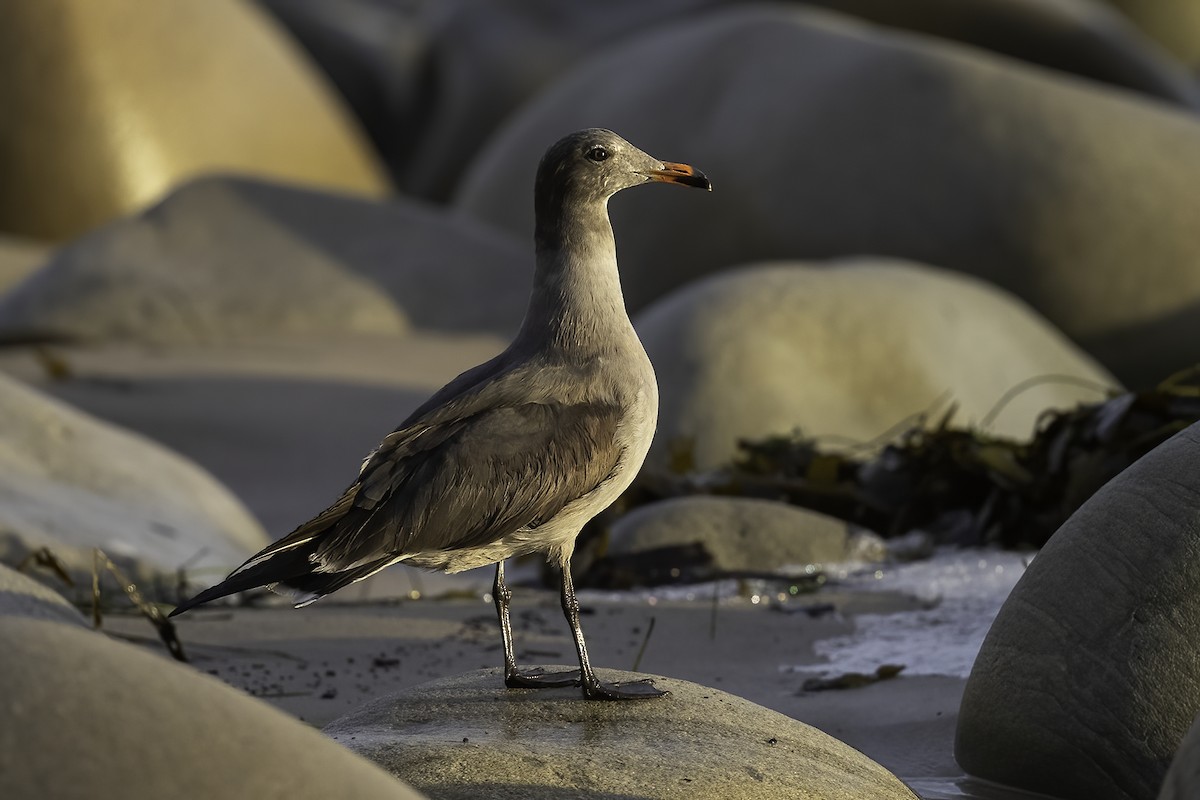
[170,129,710,700]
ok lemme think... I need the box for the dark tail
[169,543,320,617]
[169,543,395,617]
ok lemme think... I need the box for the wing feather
[310,400,623,570]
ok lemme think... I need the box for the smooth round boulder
[635,260,1118,471]
[0,372,269,600]
[0,563,87,628]
[262,0,1197,203]
[956,422,1200,799]
[0,235,48,294]
[1159,714,1200,800]
[0,597,423,799]
[807,0,1200,107]
[258,0,715,200]
[325,667,920,800]
[607,496,858,572]
[0,0,389,240]
[456,5,1200,385]
[1099,0,1200,66]
[0,176,531,345]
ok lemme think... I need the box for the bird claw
[505,667,582,689]
[582,677,668,701]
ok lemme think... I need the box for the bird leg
[493,561,580,688]
[559,557,667,701]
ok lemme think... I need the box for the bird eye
[586,145,610,163]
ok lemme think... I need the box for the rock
[325,668,919,800]
[0,372,269,601]
[0,0,389,241]
[455,4,1200,385]
[956,422,1200,799]
[0,562,88,628]
[1099,0,1200,66]
[0,176,531,345]
[635,260,1118,471]
[607,497,857,572]
[808,0,1200,108]
[258,0,714,200]
[261,0,1196,202]
[1160,714,1200,800]
[0,234,49,294]
[0,575,423,799]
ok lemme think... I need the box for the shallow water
[907,776,1062,800]
[794,548,1034,678]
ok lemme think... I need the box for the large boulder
[606,496,861,572]
[260,0,1197,202]
[0,0,389,241]
[0,561,89,627]
[325,667,920,799]
[1160,714,1200,800]
[0,372,269,600]
[0,235,48,294]
[956,422,1200,799]
[257,0,715,200]
[0,564,424,800]
[0,176,531,345]
[635,260,1118,471]
[456,5,1200,385]
[806,0,1200,107]
[1099,0,1200,66]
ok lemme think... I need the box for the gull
[170,128,711,700]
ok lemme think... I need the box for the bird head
[535,128,711,212]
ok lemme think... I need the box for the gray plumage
[171,129,710,700]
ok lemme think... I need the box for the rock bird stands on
[171,129,710,700]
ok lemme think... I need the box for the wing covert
[312,400,624,570]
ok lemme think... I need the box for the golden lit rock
[0,0,390,240]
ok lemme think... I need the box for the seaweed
[584,366,1200,588]
[724,366,1199,548]
[90,549,188,662]
[16,546,75,587]
[801,664,906,692]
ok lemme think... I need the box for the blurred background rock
[0,0,389,242]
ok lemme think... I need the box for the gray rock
[1160,713,1200,800]
[956,422,1200,799]
[0,562,87,628]
[260,0,1197,202]
[635,260,1117,471]
[1099,0,1200,66]
[0,372,269,600]
[257,0,714,200]
[325,667,920,800]
[0,234,48,294]
[456,5,1200,385]
[0,0,388,241]
[0,607,422,799]
[608,497,857,572]
[0,176,531,345]
[807,0,1200,107]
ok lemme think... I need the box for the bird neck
[521,196,634,355]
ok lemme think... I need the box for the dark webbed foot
[582,676,668,701]
[505,667,581,689]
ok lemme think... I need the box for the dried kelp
[16,546,75,587]
[801,664,906,692]
[91,549,188,662]
[14,545,188,660]
[628,366,1200,552]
